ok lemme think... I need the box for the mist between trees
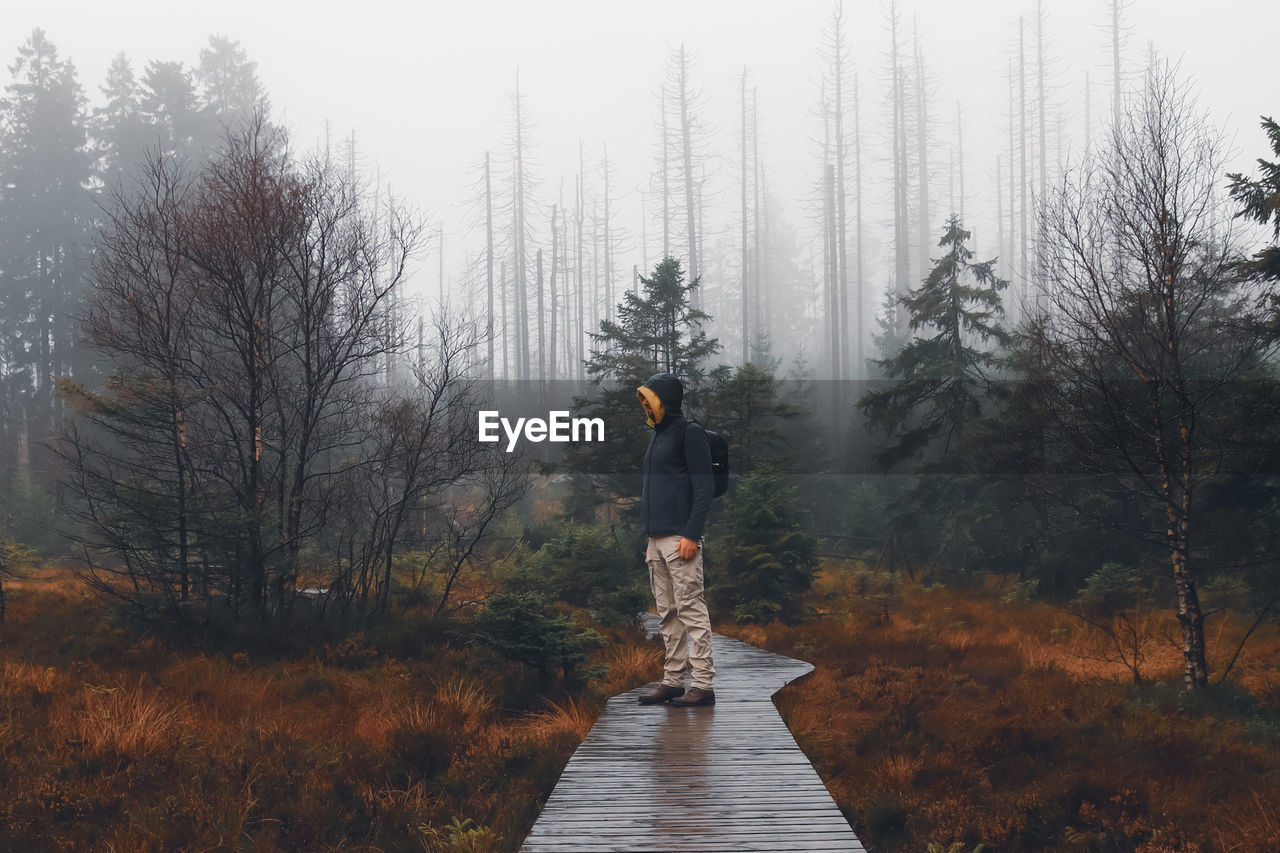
[52,119,527,621]
[1,3,1280,698]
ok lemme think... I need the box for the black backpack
[687,419,729,498]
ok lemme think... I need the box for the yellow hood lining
[636,385,665,426]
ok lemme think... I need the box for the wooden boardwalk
[519,615,864,852]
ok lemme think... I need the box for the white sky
[6,0,1277,309]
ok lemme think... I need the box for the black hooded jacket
[637,373,714,542]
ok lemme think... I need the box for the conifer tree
[858,216,1010,469]
[1228,116,1280,284]
[139,59,202,159]
[562,257,719,518]
[93,52,150,189]
[197,35,268,131]
[0,29,93,502]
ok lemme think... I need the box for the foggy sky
[7,0,1277,313]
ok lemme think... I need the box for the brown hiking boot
[670,687,715,707]
[637,683,685,705]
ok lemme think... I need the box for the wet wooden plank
[519,614,864,852]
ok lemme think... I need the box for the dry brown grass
[758,566,1280,853]
[0,568,655,852]
[593,641,663,696]
[0,660,63,696]
[69,679,193,757]
[516,696,597,745]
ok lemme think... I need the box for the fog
[7,0,1277,373]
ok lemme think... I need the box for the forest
[2,1,1279,851]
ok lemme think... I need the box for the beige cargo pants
[645,534,715,691]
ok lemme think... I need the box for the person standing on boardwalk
[634,372,716,707]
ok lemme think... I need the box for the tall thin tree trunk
[997,155,1004,265]
[536,249,545,379]
[173,401,189,601]
[834,10,850,386]
[752,92,761,350]
[513,72,529,382]
[661,84,670,259]
[576,144,585,378]
[956,102,965,222]
[1084,70,1092,153]
[1036,0,1048,304]
[759,161,770,344]
[896,64,910,334]
[485,151,494,379]
[500,260,508,378]
[821,81,833,376]
[561,187,571,377]
[741,66,750,364]
[914,18,930,285]
[592,198,600,338]
[1008,59,1017,311]
[1112,0,1123,127]
[1153,384,1209,690]
[854,72,864,379]
[550,203,558,381]
[1019,17,1028,306]
[1037,0,1048,206]
[890,0,909,336]
[602,144,613,324]
[678,45,699,308]
[826,163,838,379]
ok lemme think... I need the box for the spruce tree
[139,60,203,159]
[0,29,93,505]
[197,36,269,132]
[562,257,718,520]
[93,53,151,190]
[707,463,817,624]
[1228,116,1280,284]
[858,215,1010,469]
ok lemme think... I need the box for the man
[634,372,716,707]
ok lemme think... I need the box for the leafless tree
[656,45,713,311]
[56,117,463,624]
[355,309,521,610]
[1036,64,1267,690]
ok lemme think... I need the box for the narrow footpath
[519,614,865,852]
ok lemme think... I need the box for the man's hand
[677,536,700,560]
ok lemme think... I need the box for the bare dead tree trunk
[661,84,670,259]
[853,73,864,378]
[1019,16,1028,306]
[1007,58,1017,311]
[741,66,750,364]
[751,91,761,351]
[485,151,495,380]
[1112,0,1123,127]
[1084,70,1092,154]
[956,102,965,223]
[832,3,850,384]
[673,45,700,307]
[602,144,614,324]
[550,203,558,381]
[913,17,930,286]
[536,249,545,380]
[997,154,1004,264]
[576,143,585,378]
[825,163,838,381]
[500,259,508,378]
[895,63,910,334]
